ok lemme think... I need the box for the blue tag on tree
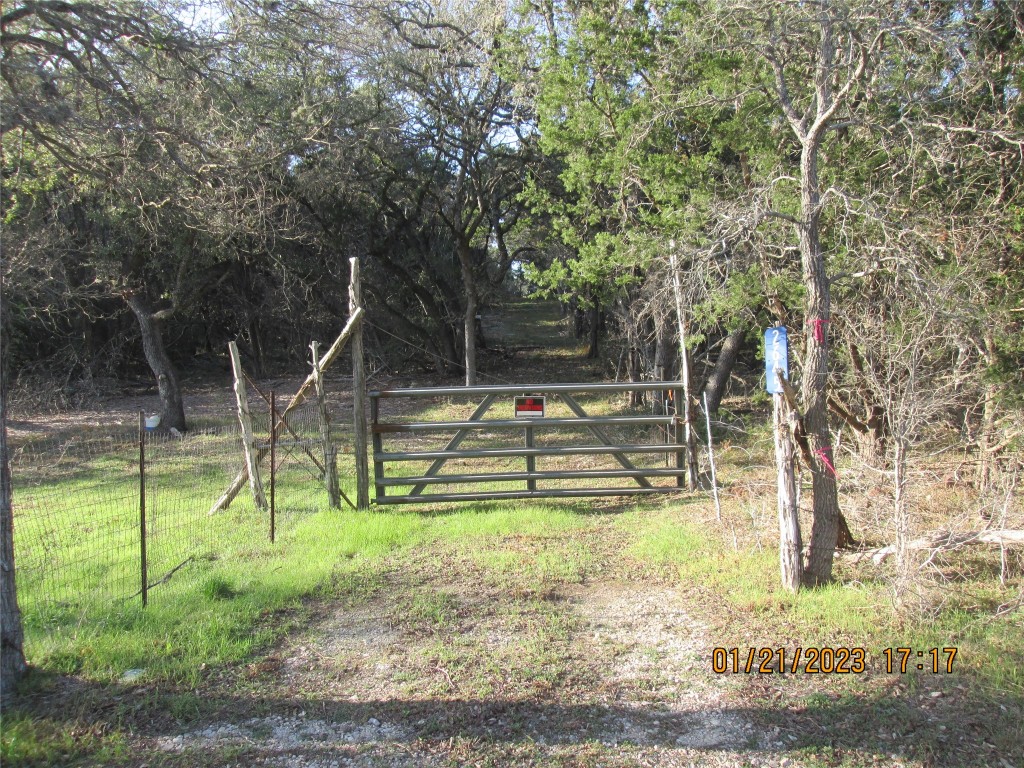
[764,327,789,393]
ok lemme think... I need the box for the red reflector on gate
[514,396,546,418]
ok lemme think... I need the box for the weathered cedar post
[210,311,364,515]
[228,341,267,510]
[774,373,803,592]
[349,258,370,509]
[669,250,700,490]
[312,341,341,508]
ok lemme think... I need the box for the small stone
[367,718,380,727]
[930,691,943,698]
[122,668,145,682]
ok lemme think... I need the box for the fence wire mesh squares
[11,396,354,631]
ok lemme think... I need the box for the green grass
[0,711,129,767]
[16,487,605,687]
[626,507,1024,693]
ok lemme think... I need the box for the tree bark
[127,294,187,432]
[585,302,600,359]
[456,238,478,386]
[703,328,745,416]
[1,355,28,697]
[799,133,841,587]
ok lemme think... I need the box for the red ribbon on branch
[814,445,838,479]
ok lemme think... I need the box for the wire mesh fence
[11,395,355,628]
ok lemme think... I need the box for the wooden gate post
[774,379,803,592]
[228,341,268,510]
[312,341,341,508]
[350,258,370,509]
[669,250,700,490]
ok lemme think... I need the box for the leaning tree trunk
[799,137,841,587]
[127,294,187,432]
[703,327,746,416]
[1,357,27,697]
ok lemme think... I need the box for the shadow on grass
[376,492,705,520]
[6,670,1022,767]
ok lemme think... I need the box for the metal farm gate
[369,382,690,505]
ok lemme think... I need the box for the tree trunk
[977,332,999,492]
[846,341,886,465]
[1,357,28,697]
[574,306,586,339]
[585,302,600,359]
[799,136,841,587]
[127,294,187,432]
[456,238,478,386]
[624,306,643,407]
[893,436,911,581]
[703,328,745,416]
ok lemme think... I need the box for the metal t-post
[270,391,276,544]
[138,410,148,607]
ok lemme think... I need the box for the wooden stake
[312,341,341,508]
[350,257,370,510]
[209,307,363,514]
[703,392,722,522]
[774,380,803,592]
[228,341,268,510]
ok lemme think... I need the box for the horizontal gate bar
[376,444,686,461]
[369,381,687,398]
[375,487,684,504]
[378,468,689,486]
[271,440,317,448]
[373,415,672,433]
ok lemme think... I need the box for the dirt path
[147,517,770,767]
